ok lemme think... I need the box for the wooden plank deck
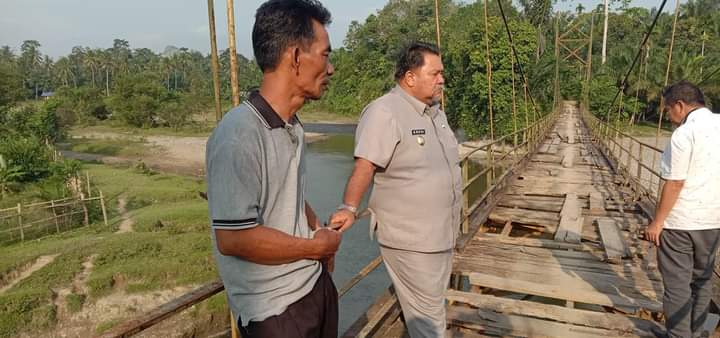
[346,103,712,337]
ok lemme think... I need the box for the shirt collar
[246,90,300,129]
[682,107,709,125]
[392,85,440,117]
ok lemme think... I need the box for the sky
[0,0,680,59]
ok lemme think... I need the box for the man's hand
[311,227,342,259]
[330,209,356,233]
[645,220,664,247]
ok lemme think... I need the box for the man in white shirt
[646,81,720,338]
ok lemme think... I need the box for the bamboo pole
[462,159,469,234]
[17,203,23,242]
[700,31,706,77]
[434,0,445,111]
[99,190,108,227]
[226,0,241,107]
[510,49,518,148]
[554,16,561,111]
[230,311,239,338]
[483,0,495,180]
[585,13,594,108]
[601,0,609,64]
[207,0,223,122]
[85,171,91,197]
[51,200,60,233]
[652,0,680,170]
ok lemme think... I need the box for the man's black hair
[662,80,705,106]
[394,42,441,81]
[252,0,331,72]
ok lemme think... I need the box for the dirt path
[54,254,97,324]
[116,196,134,234]
[0,254,59,294]
[64,130,327,177]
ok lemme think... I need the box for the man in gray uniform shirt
[206,1,341,337]
[331,42,462,337]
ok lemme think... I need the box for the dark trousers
[238,266,338,338]
[658,229,720,338]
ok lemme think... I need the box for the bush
[49,87,109,126]
[106,73,173,128]
[0,136,52,182]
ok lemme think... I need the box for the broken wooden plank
[562,147,576,168]
[446,290,661,335]
[448,305,651,338]
[555,193,583,243]
[500,220,512,237]
[590,192,605,213]
[597,219,631,264]
[467,272,662,312]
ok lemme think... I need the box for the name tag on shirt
[412,129,426,135]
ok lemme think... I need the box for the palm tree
[83,50,100,88]
[54,57,75,87]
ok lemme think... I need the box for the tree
[105,73,172,127]
[19,40,43,99]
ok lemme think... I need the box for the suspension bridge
[96,0,720,336]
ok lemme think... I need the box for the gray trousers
[380,246,453,338]
[658,229,720,338]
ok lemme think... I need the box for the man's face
[664,100,684,124]
[410,53,445,106]
[296,20,334,100]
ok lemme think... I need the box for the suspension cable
[496,0,542,115]
[604,0,668,121]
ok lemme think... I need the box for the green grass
[63,137,155,157]
[297,109,359,124]
[626,120,673,137]
[66,293,86,313]
[70,123,214,138]
[0,163,219,337]
[95,318,122,334]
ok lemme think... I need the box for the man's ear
[404,71,415,88]
[290,46,301,75]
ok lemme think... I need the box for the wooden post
[207,0,223,122]
[226,0,241,107]
[51,200,60,233]
[17,203,23,242]
[99,190,109,227]
[462,158,469,234]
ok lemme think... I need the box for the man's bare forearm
[215,226,330,264]
[654,180,685,224]
[343,158,376,208]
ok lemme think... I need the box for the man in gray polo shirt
[331,42,461,337]
[206,1,341,337]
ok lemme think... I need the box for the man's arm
[215,226,340,264]
[646,179,685,246]
[330,158,376,232]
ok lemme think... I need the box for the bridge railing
[99,109,558,338]
[459,109,558,235]
[580,106,665,208]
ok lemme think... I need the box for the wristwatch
[336,203,358,216]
